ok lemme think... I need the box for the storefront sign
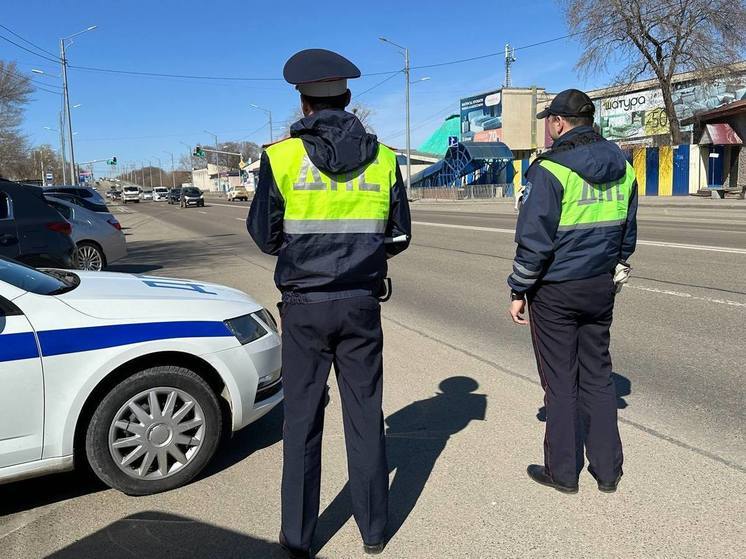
[460,90,503,143]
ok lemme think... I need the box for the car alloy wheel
[75,243,105,271]
[108,387,206,481]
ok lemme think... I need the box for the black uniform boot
[527,464,578,493]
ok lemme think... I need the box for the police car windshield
[0,257,77,295]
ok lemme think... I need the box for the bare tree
[563,0,746,143]
[0,61,34,178]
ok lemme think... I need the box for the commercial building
[416,63,746,196]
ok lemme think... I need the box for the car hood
[56,271,262,320]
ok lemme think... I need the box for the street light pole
[165,151,176,188]
[153,156,163,186]
[249,104,273,143]
[59,26,96,186]
[380,37,412,198]
[148,160,153,188]
[204,130,220,192]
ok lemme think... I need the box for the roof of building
[586,61,746,99]
[680,99,746,125]
[458,141,513,160]
[418,115,461,157]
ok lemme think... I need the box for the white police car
[0,257,282,495]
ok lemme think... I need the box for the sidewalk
[411,196,745,210]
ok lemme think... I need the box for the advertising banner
[460,90,502,142]
[595,72,746,140]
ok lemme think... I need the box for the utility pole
[58,110,67,184]
[204,130,220,192]
[165,151,176,188]
[379,38,412,198]
[504,43,516,88]
[59,26,96,186]
[249,104,273,143]
[60,39,76,184]
[148,161,153,188]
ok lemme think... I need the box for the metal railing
[410,184,513,201]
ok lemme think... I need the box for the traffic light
[107,156,117,165]
[193,146,206,158]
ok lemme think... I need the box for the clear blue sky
[2,0,618,174]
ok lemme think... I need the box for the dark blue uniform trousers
[528,273,624,485]
[280,296,388,551]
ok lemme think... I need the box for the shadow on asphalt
[536,371,631,422]
[200,404,284,481]
[44,511,292,559]
[314,376,487,554]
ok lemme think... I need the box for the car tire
[85,366,222,496]
[75,241,107,271]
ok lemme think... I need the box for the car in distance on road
[0,179,75,268]
[122,185,141,204]
[46,196,127,271]
[0,257,282,495]
[140,189,154,201]
[153,187,169,201]
[180,187,205,208]
[227,185,250,202]
[167,188,182,205]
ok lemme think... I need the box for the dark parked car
[167,187,182,204]
[44,186,106,207]
[180,187,204,208]
[0,180,75,268]
[44,192,110,213]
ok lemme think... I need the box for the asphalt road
[1,197,744,558]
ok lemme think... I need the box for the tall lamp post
[203,130,220,192]
[164,151,176,188]
[33,68,67,184]
[60,25,96,185]
[249,104,274,143]
[379,37,412,197]
[153,156,163,186]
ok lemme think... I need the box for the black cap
[283,49,360,96]
[536,89,595,119]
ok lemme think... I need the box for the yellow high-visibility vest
[266,138,395,234]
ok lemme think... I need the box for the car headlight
[224,314,267,344]
[199,194,204,199]
[224,309,278,344]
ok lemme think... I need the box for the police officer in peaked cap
[507,89,638,494]
[248,49,411,558]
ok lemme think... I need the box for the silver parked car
[46,196,127,271]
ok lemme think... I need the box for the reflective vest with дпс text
[539,159,636,233]
[265,138,395,235]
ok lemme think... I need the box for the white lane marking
[636,239,746,254]
[629,285,746,308]
[198,211,207,214]
[235,218,244,221]
[209,202,250,208]
[413,221,515,234]
[412,221,746,255]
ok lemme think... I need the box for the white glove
[613,261,632,293]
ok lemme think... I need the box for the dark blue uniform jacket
[248,109,411,296]
[508,126,638,294]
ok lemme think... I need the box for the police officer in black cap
[248,49,411,557]
[507,89,637,494]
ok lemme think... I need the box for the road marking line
[629,285,746,308]
[412,221,746,254]
[198,211,207,214]
[235,218,244,221]
[209,202,249,208]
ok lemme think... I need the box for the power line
[0,23,59,59]
[0,33,60,64]
[356,71,401,98]
[68,64,284,82]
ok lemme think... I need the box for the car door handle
[0,233,18,246]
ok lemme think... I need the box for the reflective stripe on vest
[539,159,636,232]
[266,137,394,234]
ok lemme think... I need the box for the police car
[0,257,282,495]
